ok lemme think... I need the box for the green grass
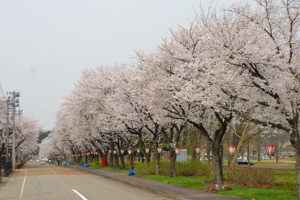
[217,186,297,200]
[218,168,297,200]
[145,175,210,190]
[273,169,296,193]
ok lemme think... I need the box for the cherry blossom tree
[15,116,40,156]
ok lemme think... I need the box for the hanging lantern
[175,148,181,155]
[108,150,112,153]
[136,149,140,154]
[265,145,276,157]
[157,147,162,154]
[128,150,132,155]
[195,148,201,155]
[101,150,105,154]
[228,146,237,156]
[113,150,117,154]
[145,148,150,154]
[120,150,125,154]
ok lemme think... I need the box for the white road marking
[72,189,88,200]
[19,170,27,199]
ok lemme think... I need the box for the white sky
[0,0,242,130]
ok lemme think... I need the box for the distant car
[29,159,32,162]
[36,159,39,162]
[236,159,254,166]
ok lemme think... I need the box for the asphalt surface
[0,161,171,200]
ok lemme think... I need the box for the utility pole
[6,97,10,162]
[8,91,20,171]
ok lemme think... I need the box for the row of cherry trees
[0,99,41,161]
[40,0,299,195]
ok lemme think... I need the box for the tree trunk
[129,154,134,170]
[145,152,151,163]
[120,153,125,169]
[276,148,279,163]
[155,151,161,175]
[247,142,250,166]
[191,147,196,161]
[104,152,108,166]
[114,154,119,168]
[109,152,113,167]
[201,150,205,162]
[169,148,176,177]
[257,146,261,162]
[290,116,300,198]
[220,144,223,167]
[229,122,250,169]
[296,149,300,199]
[96,153,99,164]
[212,142,223,185]
[154,141,160,175]
[206,144,211,165]
[191,131,197,161]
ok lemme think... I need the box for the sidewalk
[70,165,243,200]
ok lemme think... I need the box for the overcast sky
[0,0,242,130]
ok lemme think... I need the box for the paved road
[0,162,170,200]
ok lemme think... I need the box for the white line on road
[72,189,88,200]
[19,170,27,199]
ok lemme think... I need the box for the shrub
[134,160,212,177]
[176,161,212,176]
[226,167,275,188]
[135,162,156,176]
[124,161,140,166]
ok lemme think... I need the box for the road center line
[72,189,88,200]
[19,170,27,199]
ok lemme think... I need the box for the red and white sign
[121,150,125,154]
[145,148,150,153]
[108,150,112,153]
[195,148,201,155]
[157,147,162,154]
[175,148,181,155]
[136,149,140,154]
[265,145,276,157]
[113,150,117,154]
[128,150,132,155]
[228,146,236,156]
